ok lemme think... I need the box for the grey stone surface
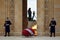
[0,36,60,40]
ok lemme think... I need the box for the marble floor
[0,36,60,40]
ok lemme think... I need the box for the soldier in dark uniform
[28,8,32,21]
[49,18,56,37]
[4,17,11,36]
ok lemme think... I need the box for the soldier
[49,18,56,37]
[4,17,11,36]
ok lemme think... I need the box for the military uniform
[49,19,56,37]
[4,20,11,36]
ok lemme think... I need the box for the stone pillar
[37,0,45,36]
[48,0,54,19]
[44,0,54,36]
[0,0,7,36]
[54,0,60,36]
[7,0,15,36]
[14,0,22,36]
[0,0,15,36]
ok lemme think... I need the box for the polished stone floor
[0,36,60,40]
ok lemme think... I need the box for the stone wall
[14,0,22,36]
[0,0,60,36]
[37,0,45,36]
[54,0,60,36]
[44,0,54,36]
[0,0,22,36]
[0,0,6,36]
[43,0,60,36]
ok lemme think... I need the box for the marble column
[0,0,6,36]
[37,0,45,36]
[44,0,54,36]
[14,0,22,36]
[7,0,15,36]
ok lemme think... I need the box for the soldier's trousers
[5,31,10,36]
[50,32,55,37]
